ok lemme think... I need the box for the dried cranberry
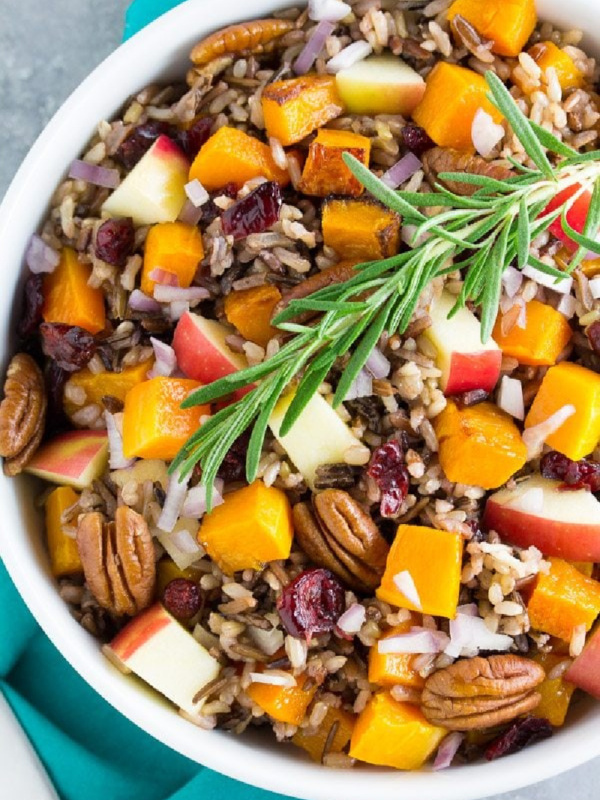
[18,274,45,339]
[173,117,213,159]
[217,430,250,483]
[221,181,282,240]
[277,568,344,640]
[115,121,173,170]
[484,716,553,761]
[45,361,69,435]
[201,183,238,226]
[95,218,135,266]
[540,450,600,492]
[367,439,410,518]
[163,578,203,620]
[40,323,97,372]
[587,320,600,356]
[401,124,435,157]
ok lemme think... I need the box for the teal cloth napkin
[0,4,291,798]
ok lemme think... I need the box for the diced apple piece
[483,475,600,560]
[24,431,109,489]
[335,55,425,116]
[565,626,600,699]
[421,290,501,396]
[107,602,220,716]
[110,459,169,490]
[269,391,363,489]
[102,135,189,225]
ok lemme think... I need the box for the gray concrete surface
[0,0,598,798]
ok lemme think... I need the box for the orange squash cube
[42,247,106,334]
[368,616,425,689]
[447,0,537,57]
[45,486,83,578]
[528,557,600,642]
[299,128,371,197]
[413,62,503,151]
[492,300,572,366]
[262,74,344,146]
[189,126,290,190]
[292,706,356,761]
[122,377,208,460]
[247,672,317,725]
[349,692,447,770]
[63,359,153,422]
[531,650,576,726]
[524,362,600,461]
[528,41,583,91]
[224,284,282,347]
[198,480,293,574]
[377,524,463,619]
[156,558,199,597]
[435,400,527,489]
[322,197,400,261]
[141,222,204,296]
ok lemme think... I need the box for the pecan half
[274,261,358,323]
[421,654,545,731]
[422,147,512,197]
[77,507,156,617]
[293,489,389,592]
[0,353,46,476]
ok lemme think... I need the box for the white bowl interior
[1,1,599,798]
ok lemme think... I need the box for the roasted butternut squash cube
[531,650,576,726]
[262,74,344,146]
[224,284,282,347]
[349,692,446,770]
[377,524,463,619]
[528,41,583,91]
[198,480,293,574]
[141,222,204,296]
[447,0,537,57]
[189,126,289,190]
[524,362,600,461]
[122,377,208,460]
[247,672,316,725]
[435,400,527,489]
[156,558,199,597]
[63,359,153,422]
[492,300,572,366]
[45,486,83,578]
[368,616,425,688]
[299,128,371,197]
[322,197,400,261]
[292,706,356,761]
[528,558,600,642]
[42,247,106,334]
[413,62,503,151]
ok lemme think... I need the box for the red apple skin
[444,350,502,396]
[153,134,188,165]
[110,603,171,662]
[565,626,600,699]
[25,431,108,481]
[483,499,600,561]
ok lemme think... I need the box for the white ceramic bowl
[1,1,599,797]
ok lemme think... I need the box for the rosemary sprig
[172,70,600,506]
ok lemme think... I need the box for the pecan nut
[422,147,512,197]
[293,489,389,592]
[421,654,545,731]
[77,506,156,617]
[274,261,358,323]
[0,353,46,476]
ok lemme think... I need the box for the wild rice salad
[4,0,600,772]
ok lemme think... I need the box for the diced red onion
[378,628,449,655]
[157,467,191,533]
[365,347,391,379]
[556,293,576,319]
[25,234,60,274]
[497,375,524,421]
[293,20,335,75]
[68,159,120,189]
[128,289,161,313]
[393,570,422,610]
[326,40,372,74]
[249,672,296,687]
[590,277,600,299]
[381,152,423,190]
[148,268,179,287]
[147,337,178,379]
[505,487,544,515]
[522,264,573,294]
[344,368,373,401]
[501,266,523,299]
[471,108,504,157]
[308,0,350,22]
[178,199,204,226]
[336,603,366,635]
[170,526,203,555]
[153,285,211,303]
[445,612,513,659]
[433,733,464,771]
[522,404,576,460]
[185,179,209,208]
[182,480,225,518]
[169,300,190,321]
[456,603,478,617]
[104,411,135,470]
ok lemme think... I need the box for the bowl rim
[1,0,600,798]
